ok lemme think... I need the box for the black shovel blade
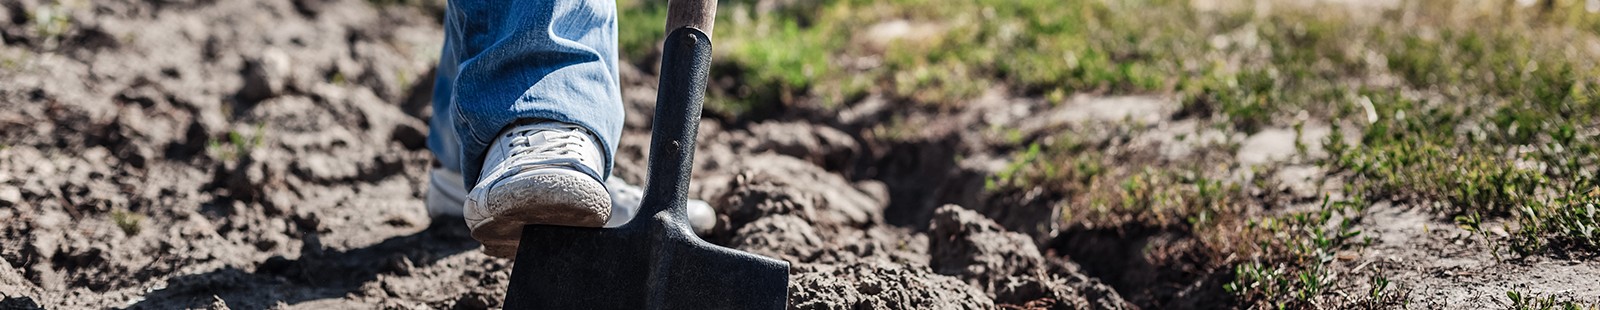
[502,27,791,309]
[502,213,789,309]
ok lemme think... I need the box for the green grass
[207,123,267,161]
[111,209,144,236]
[28,3,74,50]
[1315,2,1600,256]
[889,0,1597,297]
[1226,195,1370,308]
[1506,290,1600,310]
[619,0,856,119]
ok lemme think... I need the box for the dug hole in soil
[0,0,1223,308]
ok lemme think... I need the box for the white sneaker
[428,122,723,257]
[429,168,718,233]
[466,121,612,258]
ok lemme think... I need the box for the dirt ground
[2,0,1597,309]
[0,0,1133,308]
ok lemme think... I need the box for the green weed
[1506,290,1599,310]
[1368,275,1390,300]
[111,209,143,236]
[1316,1,1600,256]
[207,123,267,161]
[29,4,73,50]
[1226,195,1369,308]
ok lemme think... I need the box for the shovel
[500,0,791,308]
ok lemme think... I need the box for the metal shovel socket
[500,26,791,309]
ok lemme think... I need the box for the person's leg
[442,0,624,186]
[425,0,721,252]
[426,0,622,258]
[425,21,468,216]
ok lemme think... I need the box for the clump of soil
[930,205,1131,309]
[789,260,993,309]
[663,148,1130,308]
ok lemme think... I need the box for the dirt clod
[788,261,994,309]
[930,205,1133,309]
[732,215,827,262]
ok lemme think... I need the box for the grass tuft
[208,123,267,161]
[111,209,144,236]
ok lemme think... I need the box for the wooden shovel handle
[666,0,716,34]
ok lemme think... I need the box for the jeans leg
[428,0,624,188]
[427,24,464,175]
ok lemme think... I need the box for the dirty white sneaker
[466,121,612,258]
[428,167,718,232]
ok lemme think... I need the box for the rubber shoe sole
[467,168,611,258]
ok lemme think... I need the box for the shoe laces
[507,127,587,160]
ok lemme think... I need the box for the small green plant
[207,123,267,161]
[1292,120,1308,158]
[1506,290,1598,310]
[0,55,20,71]
[328,72,347,86]
[986,143,1045,191]
[1228,195,1369,308]
[1368,275,1390,300]
[29,4,73,50]
[111,209,144,236]
[1456,211,1505,261]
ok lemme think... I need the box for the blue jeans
[428,0,624,187]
